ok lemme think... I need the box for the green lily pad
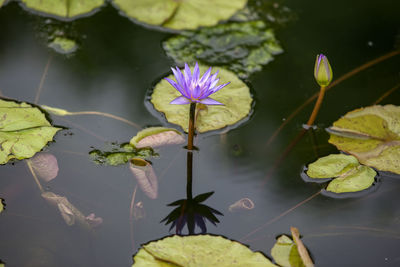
[20,0,104,20]
[133,235,277,266]
[48,37,78,54]
[0,99,61,164]
[306,154,360,178]
[163,21,283,78]
[326,165,376,193]
[0,0,6,7]
[112,0,247,30]
[89,143,156,166]
[130,127,185,148]
[328,105,400,174]
[271,235,305,267]
[150,66,253,133]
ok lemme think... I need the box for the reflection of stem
[187,151,193,200]
[66,111,140,129]
[373,83,400,104]
[306,86,325,126]
[265,50,400,147]
[34,54,53,104]
[129,185,138,250]
[187,103,196,150]
[241,190,321,242]
[26,160,44,193]
[308,128,320,158]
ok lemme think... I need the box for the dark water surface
[1,1,399,266]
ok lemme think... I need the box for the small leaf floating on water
[48,37,78,54]
[129,158,158,199]
[228,198,255,212]
[133,201,146,220]
[290,227,314,267]
[0,198,4,213]
[27,153,59,182]
[130,127,185,148]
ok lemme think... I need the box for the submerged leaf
[228,198,255,212]
[129,158,158,199]
[130,127,185,148]
[48,37,78,54]
[20,0,104,20]
[306,154,359,178]
[163,21,283,78]
[133,235,277,266]
[0,99,61,164]
[326,165,376,193]
[150,66,253,133]
[85,213,103,227]
[328,105,400,174]
[133,201,146,220]
[89,143,156,166]
[113,0,247,30]
[41,191,89,227]
[28,153,59,182]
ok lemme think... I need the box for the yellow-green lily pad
[0,0,6,7]
[133,235,277,266]
[271,235,305,267]
[150,66,253,133]
[20,0,104,20]
[0,198,4,213]
[0,99,62,164]
[326,165,376,194]
[328,105,400,174]
[112,0,247,30]
[307,154,359,178]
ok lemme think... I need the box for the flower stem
[187,102,197,150]
[306,86,326,126]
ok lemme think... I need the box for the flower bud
[314,54,333,87]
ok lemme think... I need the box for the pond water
[1,0,399,266]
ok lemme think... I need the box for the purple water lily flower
[165,62,230,105]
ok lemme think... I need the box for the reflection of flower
[161,192,223,235]
[165,62,230,105]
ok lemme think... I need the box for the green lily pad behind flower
[163,21,283,78]
[113,0,247,30]
[328,105,400,174]
[306,154,376,194]
[0,99,61,164]
[133,235,277,267]
[20,0,104,20]
[150,66,253,133]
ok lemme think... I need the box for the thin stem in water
[306,86,326,126]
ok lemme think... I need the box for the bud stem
[306,86,326,126]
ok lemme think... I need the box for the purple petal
[184,63,192,84]
[212,82,230,93]
[199,67,212,86]
[199,97,223,105]
[170,96,191,105]
[165,78,185,95]
[192,85,202,99]
[193,62,200,83]
[171,68,184,87]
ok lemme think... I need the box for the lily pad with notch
[163,20,283,78]
[112,0,247,30]
[328,105,400,175]
[0,99,62,164]
[150,65,253,133]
